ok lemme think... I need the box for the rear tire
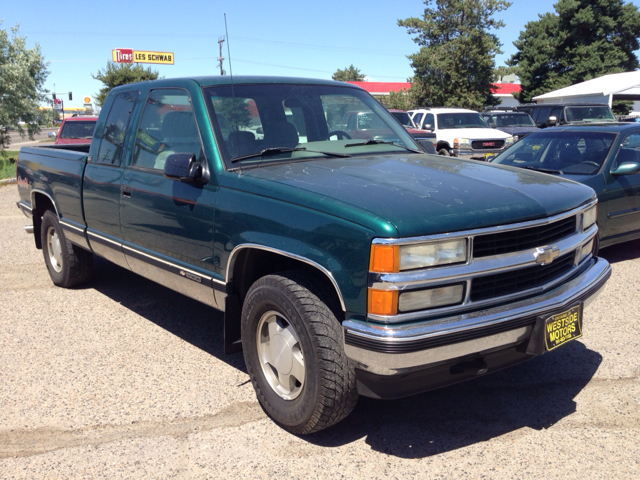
[41,209,93,288]
[241,271,358,434]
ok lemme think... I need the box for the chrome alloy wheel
[256,310,305,400]
[46,226,63,273]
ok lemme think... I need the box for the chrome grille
[470,253,575,302]
[473,216,577,258]
[471,140,505,150]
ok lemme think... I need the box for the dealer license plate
[544,305,582,351]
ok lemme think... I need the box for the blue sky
[4,0,640,109]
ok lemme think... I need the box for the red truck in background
[54,116,98,145]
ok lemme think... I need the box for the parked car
[516,103,617,128]
[341,110,436,153]
[489,123,640,249]
[389,109,417,128]
[54,116,98,145]
[16,76,610,434]
[481,111,539,141]
[409,107,514,159]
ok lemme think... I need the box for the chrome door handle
[121,185,132,198]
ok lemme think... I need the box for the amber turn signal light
[370,245,399,273]
[368,289,398,316]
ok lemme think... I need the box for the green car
[490,124,640,249]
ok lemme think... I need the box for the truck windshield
[437,113,488,129]
[59,120,96,139]
[566,106,616,122]
[203,83,420,167]
[491,130,616,175]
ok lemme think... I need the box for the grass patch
[1,151,19,180]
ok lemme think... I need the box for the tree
[332,65,365,82]
[92,62,160,106]
[0,22,49,150]
[398,0,511,110]
[509,0,640,103]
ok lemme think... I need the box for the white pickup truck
[409,107,514,159]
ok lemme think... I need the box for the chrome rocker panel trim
[343,257,610,376]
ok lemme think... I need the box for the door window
[612,132,640,170]
[132,89,203,170]
[537,108,551,125]
[95,91,139,165]
[425,113,435,129]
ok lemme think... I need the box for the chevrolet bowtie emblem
[535,246,560,265]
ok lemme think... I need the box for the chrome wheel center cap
[271,333,293,375]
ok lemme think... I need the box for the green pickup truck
[16,76,611,434]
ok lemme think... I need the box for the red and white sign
[112,48,134,63]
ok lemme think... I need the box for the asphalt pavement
[0,183,638,479]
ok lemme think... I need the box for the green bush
[0,151,19,180]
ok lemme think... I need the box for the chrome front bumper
[343,257,611,376]
[453,148,504,160]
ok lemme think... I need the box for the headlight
[505,136,515,146]
[582,205,597,231]
[370,239,468,273]
[579,239,594,264]
[399,284,465,312]
[454,138,471,149]
[399,239,467,270]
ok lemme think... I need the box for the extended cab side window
[132,89,203,170]
[95,91,139,165]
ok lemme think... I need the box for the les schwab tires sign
[112,48,174,65]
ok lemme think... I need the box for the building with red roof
[346,81,522,107]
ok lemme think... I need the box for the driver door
[119,87,219,307]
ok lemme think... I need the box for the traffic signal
[69,92,72,101]
[53,93,56,100]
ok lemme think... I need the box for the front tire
[41,209,93,288]
[438,148,450,156]
[241,272,358,434]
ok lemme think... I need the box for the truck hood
[233,154,595,237]
[440,127,510,139]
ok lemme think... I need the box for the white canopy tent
[533,71,640,106]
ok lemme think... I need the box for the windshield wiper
[344,139,423,154]
[231,147,350,163]
[524,166,563,174]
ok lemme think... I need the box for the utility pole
[217,37,226,75]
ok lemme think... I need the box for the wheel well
[223,248,345,354]
[31,193,56,250]
[437,141,451,151]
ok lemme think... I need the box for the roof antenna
[225,13,239,139]
[224,14,233,79]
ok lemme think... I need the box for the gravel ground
[1,183,639,479]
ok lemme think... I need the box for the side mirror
[256,127,264,135]
[611,161,640,176]
[422,123,433,131]
[48,131,57,138]
[416,139,437,154]
[547,115,558,126]
[163,153,205,183]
